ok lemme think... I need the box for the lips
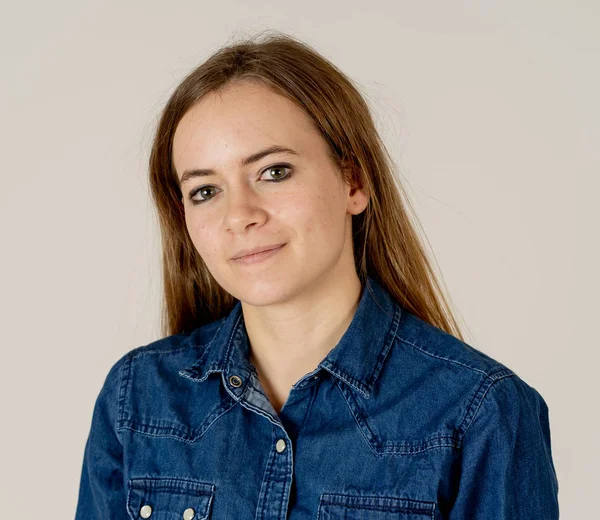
[231,243,286,260]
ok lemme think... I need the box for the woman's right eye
[189,186,218,204]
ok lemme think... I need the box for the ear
[341,162,370,215]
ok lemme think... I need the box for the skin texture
[172,79,369,413]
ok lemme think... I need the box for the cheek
[288,190,342,237]
[184,213,214,256]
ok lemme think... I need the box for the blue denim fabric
[75,276,559,519]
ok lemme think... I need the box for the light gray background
[0,1,596,517]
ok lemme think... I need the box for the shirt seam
[116,350,132,441]
[397,336,498,377]
[457,372,517,439]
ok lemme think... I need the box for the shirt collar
[178,276,402,399]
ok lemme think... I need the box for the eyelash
[188,163,293,205]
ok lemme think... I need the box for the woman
[75,32,559,519]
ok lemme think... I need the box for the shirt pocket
[317,493,436,519]
[126,477,215,520]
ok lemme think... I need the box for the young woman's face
[172,80,368,305]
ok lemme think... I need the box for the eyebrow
[179,145,299,187]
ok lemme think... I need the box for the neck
[243,273,363,389]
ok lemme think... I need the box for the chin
[231,276,297,307]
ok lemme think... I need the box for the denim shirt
[75,276,559,519]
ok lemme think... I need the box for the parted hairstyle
[148,30,466,342]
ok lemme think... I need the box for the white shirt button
[276,439,286,452]
[139,504,153,518]
[183,507,196,520]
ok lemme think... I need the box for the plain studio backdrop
[0,0,596,517]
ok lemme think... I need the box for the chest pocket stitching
[317,492,435,520]
[126,477,215,520]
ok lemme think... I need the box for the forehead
[172,81,320,174]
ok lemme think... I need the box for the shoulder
[122,317,224,365]
[100,317,226,403]
[94,317,230,437]
[382,308,547,438]
[394,308,513,379]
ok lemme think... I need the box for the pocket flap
[127,477,215,519]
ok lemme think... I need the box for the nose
[224,182,268,232]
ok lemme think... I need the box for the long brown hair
[148,30,466,342]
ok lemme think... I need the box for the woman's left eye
[261,164,293,182]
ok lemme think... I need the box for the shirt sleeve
[448,374,559,519]
[74,353,129,519]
